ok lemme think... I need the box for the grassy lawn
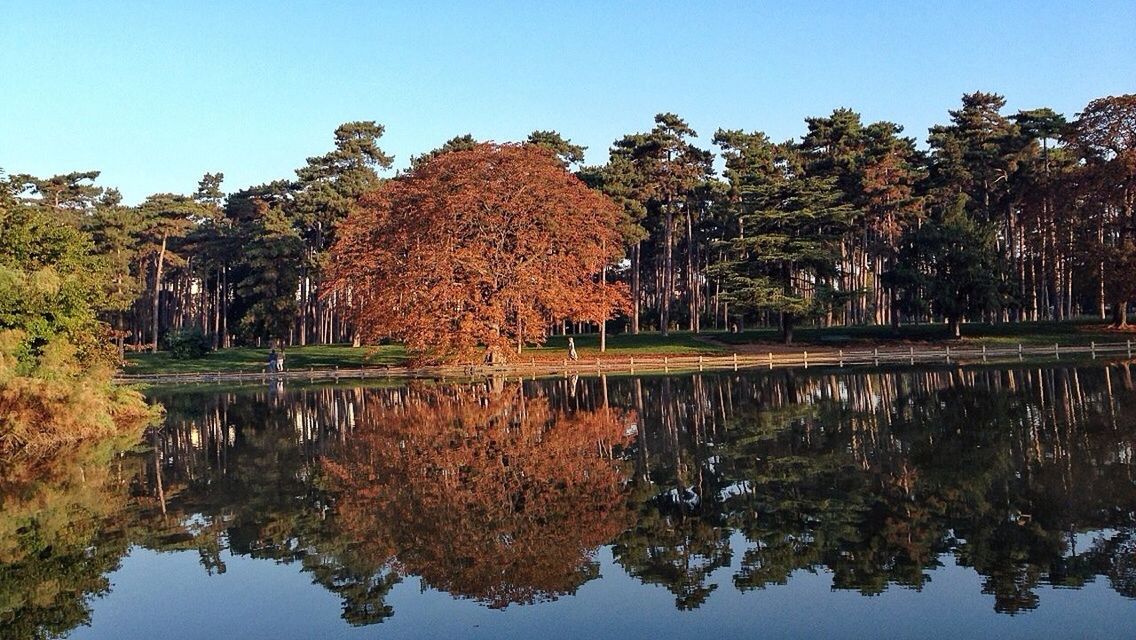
[711,319,1133,348]
[534,332,724,358]
[123,320,1133,375]
[124,344,408,375]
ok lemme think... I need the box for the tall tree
[83,189,147,355]
[928,93,1026,319]
[526,130,586,167]
[408,134,478,171]
[714,130,854,343]
[293,122,393,344]
[9,170,103,222]
[887,203,1005,337]
[578,153,648,334]
[612,114,714,335]
[1012,108,1070,320]
[224,182,302,344]
[1066,95,1136,326]
[135,193,205,352]
[327,143,627,363]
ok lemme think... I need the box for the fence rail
[114,340,1136,385]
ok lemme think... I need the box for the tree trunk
[151,233,167,353]
[661,206,673,336]
[686,208,697,332]
[1112,298,1128,328]
[631,242,641,334]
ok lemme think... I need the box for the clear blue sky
[2,1,1133,203]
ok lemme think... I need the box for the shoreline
[116,340,1136,385]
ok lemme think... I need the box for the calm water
[3,364,1136,639]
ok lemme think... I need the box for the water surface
[3,364,1135,639]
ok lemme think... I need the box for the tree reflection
[8,363,1136,639]
[0,433,144,640]
[322,382,634,609]
[612,366,1136,613]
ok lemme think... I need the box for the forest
[2,91,1134,362]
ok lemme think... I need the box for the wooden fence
[114,340,1136,385]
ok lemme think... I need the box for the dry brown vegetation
[0,330,155,465]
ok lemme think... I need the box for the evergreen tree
[887,203,1005,337]
[713,131,853,343]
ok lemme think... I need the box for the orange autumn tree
[321,383,634,608]
[326,142,628,363]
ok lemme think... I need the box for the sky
[2,0,1133,204]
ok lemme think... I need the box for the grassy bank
[711,318,1132,348]
[123,343,408,375]
[122,320,1134,375]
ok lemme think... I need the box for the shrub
[165,328,209,360]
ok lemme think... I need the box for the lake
[3,364,1135,639]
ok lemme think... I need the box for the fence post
[804,351,808,369]
[945,346,950,363]
[910,346,914,365]
[769,352,774,370]
[630,356,635,373]
[733,353,738,371]
[1019,343,1023,362]
[874,347,879,367]
[1129,340,1132,358]
[982,344,987,363]
[1092,342,1096,359]
[664,355,669,372]
[1055,343,1059,360]
[698,355,704,371]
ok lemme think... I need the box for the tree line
[3,91,1133,356]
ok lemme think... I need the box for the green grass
[123,320,1132,375]
[534,332,724,357]
[124,344,408,375]
[711,319,1129,347]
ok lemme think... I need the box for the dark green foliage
[712,129,854,342]
[408,133,479,170]
[224,184,303,343]
[526,130,586,167]
[887,205,1006,337]
[294,121,391,236]
[164,327,209,359]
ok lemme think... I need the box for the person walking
[567,337,579,361]
[268,348,279,373]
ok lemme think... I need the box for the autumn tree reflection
[322,382,634,608]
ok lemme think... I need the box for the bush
[165,328,209,360]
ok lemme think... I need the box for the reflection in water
[323,384,633,611]
[0,433,143,640]
[3,365,1136,637]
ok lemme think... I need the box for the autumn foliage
[326,143,628,362]
[321,383,634,607]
